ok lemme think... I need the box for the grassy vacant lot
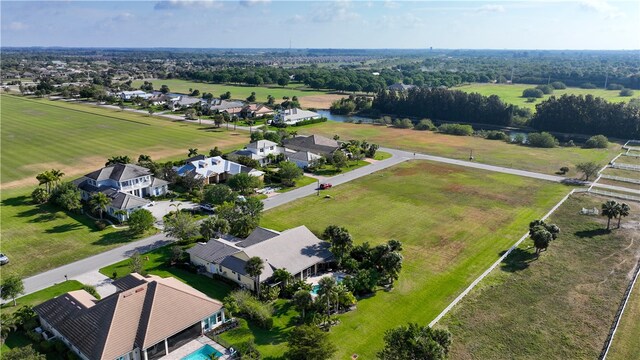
[608,284,640,360]
[245,160,567,358]
[454,83,638,111]
[0,188,156,277]
[616,155,640,166]
[295,122,619,175]
[131,79,329,104]
[0,95,248,188]
[440,194,640,359]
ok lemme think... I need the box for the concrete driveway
[147,200,199,227]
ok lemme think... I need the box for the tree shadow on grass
[499,248,538,272]
[44,223,84,233]
[575,228,611,238]
[196,126,223,132]
[92,230,135,246]
[1,195,31,207]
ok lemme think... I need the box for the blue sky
[1,0,638,49]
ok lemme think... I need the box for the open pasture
[0,95,248,189]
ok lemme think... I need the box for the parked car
[319,183,333,190]
[0,253,9,265]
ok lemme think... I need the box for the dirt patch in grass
[298,94,346,109]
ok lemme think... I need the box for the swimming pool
[310,274,346,295]
[181,344,223,360]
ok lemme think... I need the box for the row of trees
[601,200,631,230]
[532,94,640,138]
[372,87,522,127]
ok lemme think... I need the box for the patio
[158,336,232,360]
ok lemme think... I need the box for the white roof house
[272,108,321,125]
[119,90,152,100]
[175,155,264,185]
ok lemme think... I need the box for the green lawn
[0,188,156,278]
[131,79,328,103]
[248,160,567,359]
[310,159,370,177]
[454,83,639,111]
[440,195,640,359]
[295,121,620,176]
[99,244,233,301]
[275,175,318,193]
[608,284,640,360]
[373,151,392,161]
[0,95,249,187]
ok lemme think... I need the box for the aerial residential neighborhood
[1,1,640,360]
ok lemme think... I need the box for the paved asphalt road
[16,145,638,297]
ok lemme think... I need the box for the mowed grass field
[608,283,640,360]
[295,122,619,175]
[454,83,639,111]
[251,161,568,358]
[0,95,249,189]
[440,194,640,359]
[131,79,330,104]
[0,187,157,277]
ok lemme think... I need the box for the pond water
[508,131,529,142]
[316,110,374,123]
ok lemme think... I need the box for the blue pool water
[310,274,346,295]
[181,345,223,360]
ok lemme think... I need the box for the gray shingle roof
[187,241,241,263]
[237,227,280,248]
[85,164,151,182]
[283,135,339,155]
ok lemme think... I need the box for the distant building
[118,90,152,100]
[272,108,320,125]
[387,83,417,92]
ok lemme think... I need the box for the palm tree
[188,148,198,157]
[0,313,16,345]
[617,203,631,228]
[213,218,230,238]
[200,217,218,240]
[36,170,55,193]
[601,200,620,230]
[90,192,111,220]
[113,209,128,224]
[50,169,65,188]
[293,289,313,320]
[317,276,337,319]
[272,268,293,289]
[245,256,264,294]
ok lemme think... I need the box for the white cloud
[313,0,359,23]
[239,0,271,7]
[154,0,222,11]
[580,0,624,18]
[4,21,28,31]
[379,13,424,29]
[284,14,305,25]
[475,4,505,13]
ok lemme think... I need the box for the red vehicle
[319,183,333,190]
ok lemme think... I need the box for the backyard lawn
[295,121,620,175]
[0,95,249,189]
[131,79,330,104]
[439,195,640,359]
[0,187,156,278]
[454,83,639,111]
[249,160,567,358]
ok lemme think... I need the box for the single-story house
[175,155,264,185]
[387,83,417,92]
[271,108,320,125]
[187,226,333,291]
[34,273,225,360]
[73,164,168,221]
[282,134,340,156]
[288,151,322,169]
[207,99,245,112]
[119,90,152,100]
[242,104,273,118]
[222,107,244,117]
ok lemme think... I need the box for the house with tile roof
[73,164,168,221]
[175,155,264,185]
[282,134,340,156]
[187,226,333,291]
[228,140,288,166]
[34,273,226,360]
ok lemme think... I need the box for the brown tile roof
[34,274,223,360]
